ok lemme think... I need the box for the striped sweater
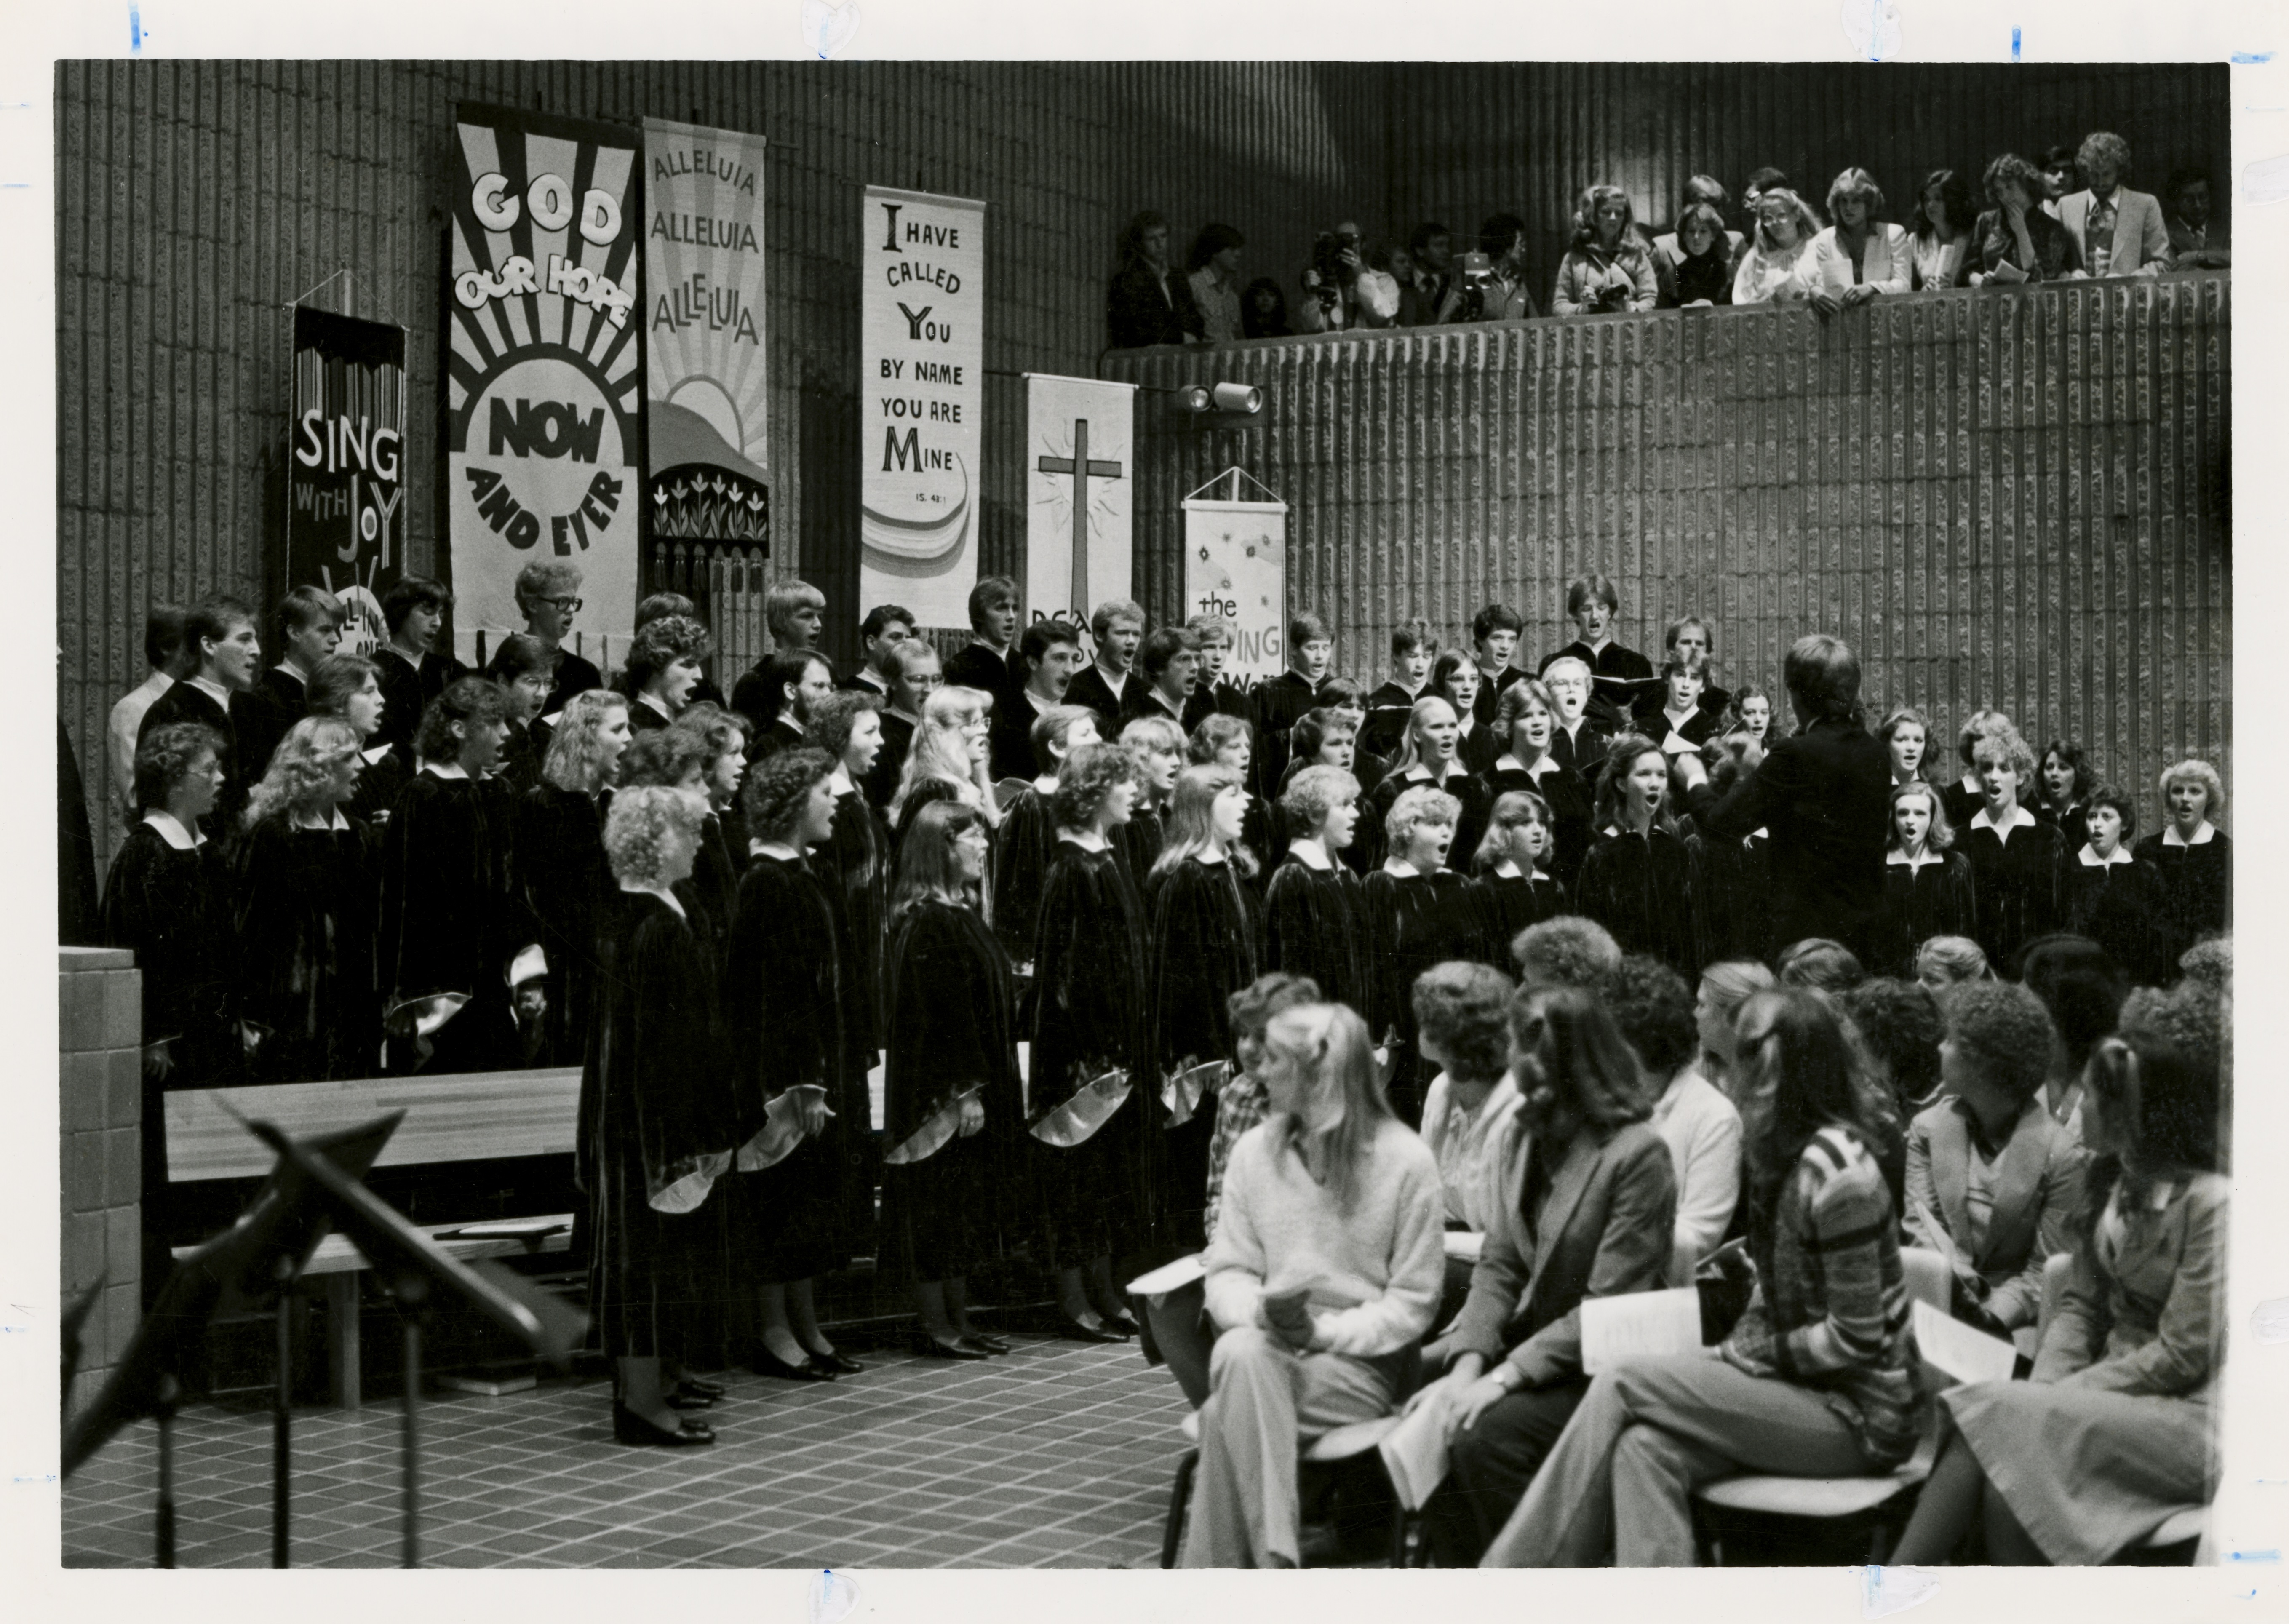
[1722,1124,1923,1467]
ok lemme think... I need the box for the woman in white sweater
[1182,1000,1445,1568]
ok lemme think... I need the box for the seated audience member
[1295,219,1396,334]
[138,595,267,834]
[1182,1001,1443,1568]
[1732,187,1822,305]
[2020,935,2131,1137]
[1960,725,2069,978]
[1872,779,1978,978]
[1488,677,1592,890]
[1741,166,1792,212]
[110,605,192,823]
[1605,954,1742,1285]
[1840,977,1948,1121]
[1890,1008,2225,1565]
[1513,915,1624,994]
[729,577,826,733]
[943,576,1021,710]
[1909,167,1976,290]
[1879,703,1938,790]
[2163,167,2229,269]
[1649,176,1745,306]
[1469,603,1527,725]
[1065,598,1147,734]
[868,640,941,809]
[1694,956,1778,1100]
[2034,740,2094,856]
[1552,185,1659,315]
[1575,735,1697,980]
[1414,985,1677,1566]
[2058,131,2171,279]
[1806,167,1912,315]
[1434,651,1499,777]
[2066,786,2171,986]
[1137,626,1203,729]
[1966,154,2083,286]
[2132,757,2230,964]
[1484,988,1919,1568]
[1414,962,1526,1256]
[1472,791,1568,947]
[1362,620,1438,761]
[2038,145,2080,218]
[1240,276,1293,339]
[516,561,603,716]
[1906,981,2081,1340]
[1264,767,1370,1010]
[1107,210,1203,349]
[1776,936,1866,994]
[1536,574,1653,729]
[370,576,467,757]
[1252,613,1334,799]
[1187,224,1247,345]
[1367,696,1495,874]
[992,619,1086,782]
[1917,934,1993,990]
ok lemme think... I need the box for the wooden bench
[163,1067,583,1408]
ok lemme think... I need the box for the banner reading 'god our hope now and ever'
[860,184,985,628]
[444,103,644,667]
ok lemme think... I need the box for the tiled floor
[63,1331,1197,1569]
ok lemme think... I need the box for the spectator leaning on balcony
[1805,167,1912,317]
[1966,154,2083,286]
[1399,221,1458,326]
[1732,187,1822,306]
[2037,144,2079,221]
[1296,219,1398,334]
[1909,167,1976,291]
[1241,276,1293,340]
[2163,168,2229,270]
[1188,223,1247,345]
[1650,176,1745,307]
[1464,213,1544,322]
[1552,185,1660,316]
[2057,132,2172,279]
[1107,210,1205,350]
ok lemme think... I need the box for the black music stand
[239,1116,589,1568]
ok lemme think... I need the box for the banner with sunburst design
[643,118,770,551]
[443,103,644,668]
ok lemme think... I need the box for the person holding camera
[1295,219,1397,333]
[1551,185,1661,316]
[1446,214,1542,323]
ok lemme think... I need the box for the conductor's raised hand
[957,1094,986,1137]
[797,1092,835,1137]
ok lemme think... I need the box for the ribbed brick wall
[60,946,144,1418]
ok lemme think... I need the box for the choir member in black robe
[585,786,734,1445]
[890,686,1003,853]
[1029,741,1158,1339]
[1279,707,1375,876]
[514,560,605,717]
[378,679,538,1075]
[104,721,235,1297]
[1360,622,1437,761]
[1938,707,2013,834]
[725,750,868,1380]
[740,650,833,764]
[1469,603,1528,728]
[1869,780,1980,978]
[809,692,895,1062]
[881,800,1026,1359]
[1115,713,1185,884]
[2134,759,2232,966]
[727,576,828,735]
[994,705,1102,964]
[621,614,711,740]
[1062,601,1148,736]
[484,633,556,797]
[373,577,468,757]
[239,585,343,802]
[1487,676,1596,891]
[1188,712,1277,883]
[1365,697,1494,873]
[307,654,412,830]
[1265,765,1372,1014]
[1362,783,1490,1124]
[673,702,750,968]
[1179,614,1256,737]
[942,575,1023,714]
[232,716,381,1082]
[2067,790,2173,987]
[1435,652,1503,778]
[1876,704,1938,804]
[1539,655,1613,782]
[517,691,632,1066]
[867,641,941,809]
[138,596,267,839]
[1533,574,1655,728]
[1631,650,1723,753]
[1146,767,1265,1251]
[1250,612,1334,800]
[1474,791,1571,951]
[1574,736,1699,980]
[1958,729,2069,979]
[2033,740,2094,860]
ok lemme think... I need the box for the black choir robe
[1574,823,1698,980]
[238,665,311,793]
[1359,680,1426,762]
[747,716,805,765]
[1547,719,1613,783]
[943,641,1020,711]
[725,850,865,1281]
[1063,664,1137,736]
[1146,854,1263,1250]
[729,661,775,743]
[378,769,531,1073]
[231,812,381,1083]
[1182,676,1255,737]
[1636,704,1723,754]
[1365,764,1494,873]
[1117,804,1169,889]
[541,648,605,718]
[1263,854,1371,1014]
[517,782,612,1068]
[1536,640,1655,729]
[2131,828,2231,967]
[1484,755,1596,893]
[374,646,468,755]
[993,785,1062,966]
[580,889,734,1360]
[1473,868,1570,964]
[680,809,742,970]
[820,782,892,1054]
[865,709,916,810]
[2034,800,2092,861]
[626,697,672,735]
[1869,849,1980,979]
[350,742,412,828]
[1685,828,1774,971]
[1939,777,1984,838]
[1472,665,1528,728]
[1360,864,1490,1125]
[1250,670,1326,801]
[879,898,1027,1283]
[1960,808,2069,978]
[2067,850,2172,986]
[1030,841,1159,1265]
[1454,717,1502,777]
[988,692,1050,784]
[495,719,547,796]
[138,680,262,837]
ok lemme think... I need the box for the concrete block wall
[60,945,142,1419]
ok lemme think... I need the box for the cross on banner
[1036,418,1124,620]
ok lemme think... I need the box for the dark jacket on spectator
[1107,261,1203,349]
[1965,208,2083,285]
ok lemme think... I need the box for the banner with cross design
[1024,374,1137,637]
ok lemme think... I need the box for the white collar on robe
[636,692,675,724]
[424,761,471,780]
[2163,821,2217,847]
[827,764,856,796]
[187,674,234,709]
[1969,803,2036,837]
[1888,846,1946,871]
[363,743,395,766]
[618,879,686,918]
[1490,857,1524,879]
[1287,839,1333,871]
[142,809,205,850]
[1382,856,1422,878]
[289,806,352,831]
[2079,843,2134,867]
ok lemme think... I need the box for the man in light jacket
[2055,131,2171,278]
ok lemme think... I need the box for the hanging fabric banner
[286,306,406,656]
[444,102,644,668]
[860,184,986,627]
[643,118,770,551]
[1181,480,1288,684]
[1024,374,1137,633]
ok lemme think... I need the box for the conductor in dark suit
[1676,633,1892,961]
[1413,985,1679,1565]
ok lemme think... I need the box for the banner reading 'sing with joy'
[444,103,644,666]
